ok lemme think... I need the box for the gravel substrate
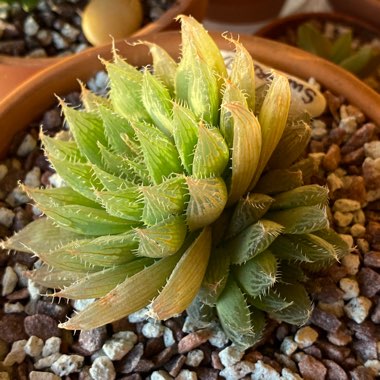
[0,79,380,379]
[0,0,175,57]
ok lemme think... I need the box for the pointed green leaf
[141,176,187,225]
[95,187,143,221]
[41,134,84,163]
[270,233,339,263]
[226,193,274,238]
[270,185,329,210]
[234,249,278,297]
[186,176,228,231]
[172,103,199,174]
[249,74,291,190]
[331,31,352,63]
[340,45,376,75]
[297,22,332,59]
[150,226,212,319]
[0,218,85,254]
[227,220,284,265]
[266,205,328,234]
[59,252,180,330]
[54,259,154,299]
[216,276,265,350]
[142,69,173,136]
[136,215,187,258]
[92,165,130,192]
[105,55,151,121]
[313,228,349,260]
[253,169,303,195]
[192,123,229,179]
[80,82,110,112]
[61,103,108,167]
[133,122,182,184]
[222,102,262,205]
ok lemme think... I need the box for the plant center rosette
[1,16,349,350]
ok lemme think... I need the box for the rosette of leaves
[297,21,380,77]
[2,16,349,349]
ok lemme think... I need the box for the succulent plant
[2,16,349,349]
[297,21,380,77]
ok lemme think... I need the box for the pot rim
[1,30,380,157]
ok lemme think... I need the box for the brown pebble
[164,319,185,342]
[133,358,155,373]
[0,314,28,343]
[327,328,352,346]
[77,326,107,355]
[323,144,341,171]
[324,91,343,122]
[298,354,327,380]
[196,367,219,380]
[329,127,347,146]
[111,316,136,333]
[317,341,351,363]
[36,299,71,322]
[303,345,323,359]
[118,374,142,380]
[350,365,376,380]
[6,287,30,301]
[117,342,144,374]
[335,175,367,205]
[309,278,344,304]
[364,251,380,268]
[371,297,380,323]
[153,344,178,367]
[352,339,377,362]
[24,314,62,340]
[357,267,380,297]
[211,351,223,370]
[310,307,342,333]
[322,359,348,380]
[178,329,212,354]
[341,123,376,155]
[341,147,365,165]
[347,319,380,341]
[164,354,186,377]
[144,337,165,358]
[363,158,380,190]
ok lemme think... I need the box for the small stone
[251,360,281,380]
[17,134,37,157]
[333,199,361,212]
[364,359,380,376]
[178,329,212,354]
[357,238,370,254]
[0,164,8,181]
[24,314,62,340]
[23,15,39,36]
[89,355,116,380]
[51,31,69,50]
[164,353,186,377]
[24,335,44,358]
[24,166,41,188]
[323,144,341,171]
[78,326,107,355]
[142,322,165,338]
[4,302,24,314]
[310,307,342,332]
[176,369,197,380]
[151,370,173,380]
[1,266,18,296]
[341,123,376,154]
[219,361,255,379]
[364,251,380,268]
[339,277,360,300]
[298,355,327,380]
[364,141,380,159]
[34,353,62,369]
[333,211,353,227]
[128,307,148,323]
[218,345,244,367]
[36,300,70,321]
[208,325,229,348]
[51,354,84,376]
[353,209,366,225]
[0,314,27,343]
[339,116,357,134]
[327,172,343,193]
[163,327,176,347]
[344,296,372,323]
[42,337,62,357]
[327,329,352,346]
[3,340,26,366]
[341,253,360,275]
[281,367,303,380]
[186,349,204,367]
[102,337,134,361]
[363,157,380,190]
[280,336,298,355]
[29,372,61,380]
[322,359,348,380]
[60,22,80,41]
[358,267,380,297]
[294,326,318,348]
[318,300,345,318]
[350,223,366,237]
[0,208,14,228]
[117,342,144,374]
[350,366,375,380]
[353,340,377,362]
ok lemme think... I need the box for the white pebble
[102,338,134,361]
[72,298,95,311]
[23,15,39,36]
[151,370,173,380]
[42,337,62,357]
[341,253,360,275]
[51,354,84,376]
[128,307,148,323]
[280,336,298,355]
[220,361,255,379]
[112,330,137,344]
[186,349,204,367]
[34,353,62,369]
[24,166,41,188]
[48,173,66,188]
[0,164,8,181]
[0,207,15,228]
[5,187,30,207]
[24,335,44,358]
[4,302,24,314]
[89,356,116,380]
[27,278,45,300]
[208,324,229,348]
[182,316,198,333]
[333,199,361,212]
[364,141,380,159]
[176,369,197,380]
[364,359,380,376]
[339,116,357,134]
[29,372,61,380]
[142,321,164,338]
[281,367,303,380]
[13,262,28,287]
[219,345,244,367]
[17,134,37,157]
[344,296,372,323]
[1,266,18,296]
[251,360,281,380]
[3,340,27,366]
[339,277,360,300]
[294,326,318,348]
[163,326,176,347]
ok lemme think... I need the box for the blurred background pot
[1,30,380,157]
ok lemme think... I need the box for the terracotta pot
[206,0,286,24]
[0,0,208,101]
[329,0,380,30]
[1,30,380,159]
[255,11,380,41]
